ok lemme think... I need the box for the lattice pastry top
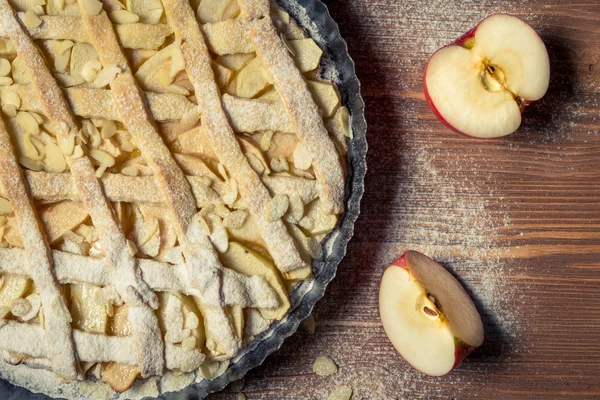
[0,0,351,397]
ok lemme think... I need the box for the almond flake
[101,121,117,139]
[214,205,231,218]
[81,59,102,83]
[0,58,11,77]
[54,51,71,73]
[181,336,196,351]
[1,88,20,109]
[23,9,42,28]
[299,216,314,230]
[92,64,120,88]
[286,195,304,223]
[246,153,265,175]
[184,312,199,330]
[312,355,337,377]
[19,157,43,171]
[0,198,13,215]
[71,145,84,159]
[16,111,40,135]
[260,130,274,152]
[328,386,352,400]
[120,139,135,152]
[90,148,116,167]
[82,0,103,15]
[0,77,13,86]
[1,105,17,117]
[265,194,289,222]
[270,156,289,172]
[56,40,74,55]
[223,209,248,230]
[58,134,75,156]
[29,112,43,125]
[11,299,31,319]
[18,294,41,321]
[45,142,67,172]
[217,163,228,182]
[110,10,140,24]
[95,164,108,178]
[121,166,139,176]
[23,133,44,160]
[293,143,313,170]
[222,178,238,206]
[126,239,138,256]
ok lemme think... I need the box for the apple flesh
[379,251,484,376]
[424,14,550,138]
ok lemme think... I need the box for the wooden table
[211,1,600,398]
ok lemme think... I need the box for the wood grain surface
[210,1,600,399]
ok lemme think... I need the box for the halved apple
[424,14,550,138]
[379,251,484,376]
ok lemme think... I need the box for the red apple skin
[423,13,547,137]
[452,338,479,371]
[390,254,408,270]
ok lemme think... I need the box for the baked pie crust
[0,0,351,397]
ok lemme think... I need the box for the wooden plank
[210,0,600,398]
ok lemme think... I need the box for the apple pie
[0,0,351,397]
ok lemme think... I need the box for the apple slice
[424,14,550,138]
[379,251,484,376]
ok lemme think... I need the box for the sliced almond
[54,51,71,73]
[270,156,289,172]
[45,142,67,172]
[2,105,17,117]
[81,59,103,83]
[95,164,108,178]
[222,178,238,206]
[0,77,13,86]
[312,355,337,377]
[100,121,117,139]
[56,40,74,55]
[71,144,84,159]
[181,336,197,351]
[16,111,40,135]
[217,163,229,182]
[58,135,75,157]
[223,209,248,230]
[19,157,43,171]
[286,195,304,223]
[23,9,42,28]
[82,0,103,15]
[1,88,20,109]
[90,148,116,167]
[246,153,265,175]
[23,133,44,160]
[214,205,231,219]
[110,10,140,24]
[92,65,121,89]
[0,58,11,77]
[292,143,313,170]
[0,198,13,215]
[121,166,139,176]
[265,194,289,222]
[29,111,43,125]
[260,130,274,152]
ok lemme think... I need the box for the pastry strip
[0,321,204,372]
[4,85,196,122]
[0,248,279,309]
[78,4,240,357]
[222,94,294,133]
[162,0,308,274]
[0,106,79,380]
[0,1,164,378]
[0,15,172,50]
[3,171,317,207]
[250,19,345,214]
